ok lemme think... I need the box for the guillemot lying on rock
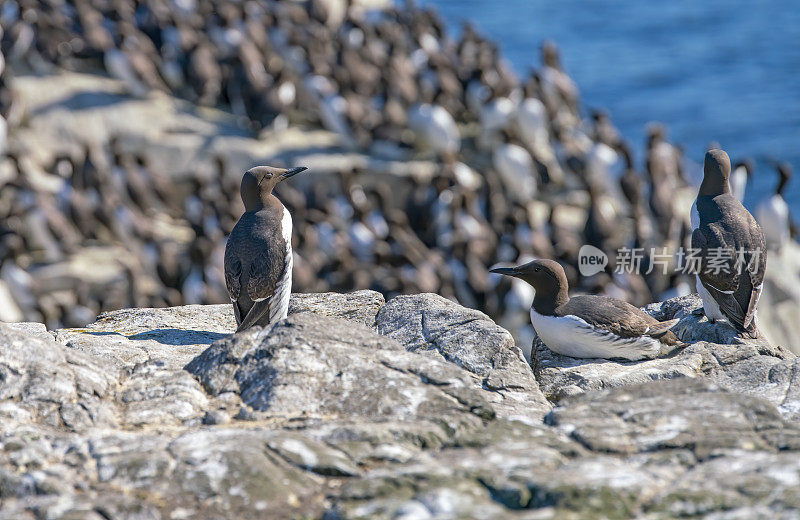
[491,259,680,361]
[691,149,766,338]
[224,165,307,332]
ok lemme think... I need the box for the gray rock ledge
[0,291,798,519]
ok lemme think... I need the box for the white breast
[515,98,548,147]
[731,166,748,201]
[408,103,460,154]
[530,309,660,361]
[493,143,537,201]
[695,274,726,322]
[266,206,293,323]
[690,199,700,231]
[281,205,293,244]
[480,97,515,133]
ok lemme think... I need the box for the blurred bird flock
[0,0,796,347]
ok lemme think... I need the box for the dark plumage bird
[491,259,680,360]
[224,165,307,332]
[690,149,766,338]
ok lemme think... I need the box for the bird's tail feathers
[647,318,680,337]
[742,283,762,330]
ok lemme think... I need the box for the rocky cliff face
[1,292,799,519]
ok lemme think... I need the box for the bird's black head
[647,123,665,143]
[240,165,307,211]
[542,40,560,68]
[777,162,792,196]
[699,148,731,197]
[491,259,570,311]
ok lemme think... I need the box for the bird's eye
[534,267,540,272]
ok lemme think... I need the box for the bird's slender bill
[490,266,521,277]
[281,166,308,179]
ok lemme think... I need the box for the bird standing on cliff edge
[691,149,766,338]
[224,165,307,332]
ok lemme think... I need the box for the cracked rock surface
[1,291,799,519]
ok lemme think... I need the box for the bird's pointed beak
[281,166,308,180]
[490,266,521,277]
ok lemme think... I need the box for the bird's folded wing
[742,228,767,330]
[224,254,242,302]
[703,280,747,329]
[236,299,272,332]
[743,283,762,329]
[646,318,679,337]
[560,296,651,338]
[268,249,292,324]
[245,247,283,301]
[691,227,747,328]
[592,315,650,339]
[237,246,292,332]
[224,250,245,326]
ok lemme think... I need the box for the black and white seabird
[756,162,791,251]
[730,158,753,202]
[224,165,307,332]
[690,149,766,337]
[491,259,680,360]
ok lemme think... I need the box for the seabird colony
[0,1,794,346]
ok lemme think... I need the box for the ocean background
[423,0,799,215]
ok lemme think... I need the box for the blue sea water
[423,0,799,215]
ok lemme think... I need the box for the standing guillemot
[730,159,753,202]
[756,162,791,251]
[224,165,307,332]
[646,124,684,240]
[491,259,680,361]
[690,149,766,338]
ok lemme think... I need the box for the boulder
[330,380,800,518]
[543,380,800,518]
[0,323,117,432]
[51,291,380,371]
[547,379,800,456]
[186,312,494,427]
[289,289,385,327]
[53,303,235,370]
[375,293,551,420]
[3,321,51,341]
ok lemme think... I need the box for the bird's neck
[777,176,789,197]
[698,176,731,197]
[531,285,569,316]
[244,192,280,212]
